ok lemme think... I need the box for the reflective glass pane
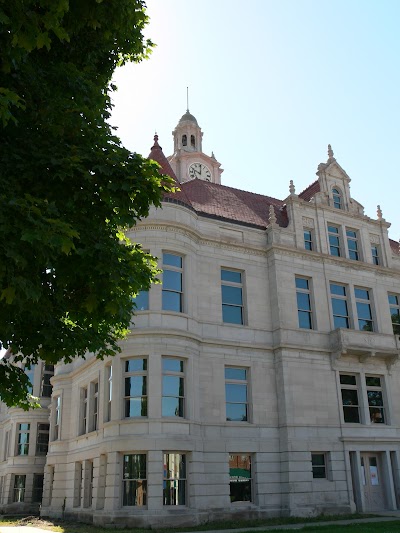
[343,406,360,423]
[388,295,398,305]
[226,402,247,421]
[162,291,182,312]
[341,389,358,405]
[359,319,373,331]
[357,302,372,320]
[222,285,243,305]
[162,396,184,417]
[297,292,311,311]
[332,298,348,316]
[355,288,369,300]
[225,383,247,403]
[340,374,356,385]
[225,368,246,380]
[123,454,147,479]
[328,226,338,233]
[329,235,340,246]
[163,358,184,372]
[163,479,186,505]
[366,376,381,387]
[222,305,243,324]
[125,358,147,372]
[163,270,182,291]
[346,230,357,238]
[125,376,147,397]
[221,270,242,283]
[295,278,309,290]
[298,310,312,329]
[163,253,182,268]
[367,390,383,407]
[330,284,346,296]
[125,397,147,417]
[132,291,149,311]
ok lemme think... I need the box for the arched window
[191,135,195,148]
[332,188,342,209]
[182,135,187,146]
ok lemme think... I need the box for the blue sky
[111,0,400,239]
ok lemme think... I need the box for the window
[225,367,248,422]
[105,364,112,422]
[36,423,50,455]
[190,134,195,148]
[371,245,380,265]
[123,454,147,506]
[74,462,83,507]
[311,453,327,479]
[162,358,184,417]
[48,466,55,505]
[327,225,341,256]
[229,454,252,502]
[41,364,54,397]
[162,253,183,312]
[221,269,244,325]
[124,358,147,417]
[388,294,400,334]
[304,229,313,251]
[3,430,10,460]
[80,386,88,435]
[366,376,385,424]
[17,423,30,455]
[330,284,350,329]
[182,134,187,146]
[32,474,44,503]
[13,475,26,503]
[295,277,313,329]
[90,381,99,432]
[346,229,359,260]
[132,290,149,311]
[332,188,342,209]
[163,453,186,506]
[355,288,374,331]
[24,364,35,395]
[53,396,61,440]
[0,476,4,504]
[340,374,360,423]
[84,460,94,507]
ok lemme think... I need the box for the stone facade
[1,112,400,525]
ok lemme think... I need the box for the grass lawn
[1,516,400,533]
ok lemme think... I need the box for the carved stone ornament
[302,217,315,228]
[370,234,380,244]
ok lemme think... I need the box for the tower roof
[179,110,198,125]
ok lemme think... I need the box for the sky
[111,0,400,241]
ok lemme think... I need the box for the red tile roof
[299,180,320,201]
[390,239,400,255]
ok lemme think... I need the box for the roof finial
[377,205,383,220]
[289,180,296,195]
[186,86,189,112]
[328,144,334,161]
[268,204,277,226]
[151,133,161,150]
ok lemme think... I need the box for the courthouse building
[1,109,400,525]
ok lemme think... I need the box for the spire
[327,144,336,163]
[289,180,296,195]
[186,86,189,113]
[268,204,277,226]
[377,205,383,220]
[151,133,161,151]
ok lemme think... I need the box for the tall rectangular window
[90,381,99,432]
[105,364,112,422]
[74,462,83,507]
[221,269,244,325]
[122,454,147,506]
[295,277,313,329]
[163,453,186,506]
[330,284,350,329]
[162,358,184,418]
[41,364,54,397]
[32,474,44,503]
[346,229,359,260]
[36,423,50,455]
[328,225,341,257]
[355,288,374,331]
[132,290,149,311]
[53,396,61,440]
[388,294,400,334]
[162,253,183,312]
[229,454,252,502]
[124,358,147,417]
[80,386,88,434]
[371,245,380,265]
[3,430,10,460]
[24,364,36,395]
[311,454,327,479]
[340,374,360,423]
[17,423,30,455]
[304,229,313,251]
[225,367,248,422]
[366,376,385,424]
[84,460,94,508]
[13,475,26,503]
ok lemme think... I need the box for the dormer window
[332,188,342,209]
[182,134,187,146]
[191,135,195,148]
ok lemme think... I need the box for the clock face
[188,162,212,181]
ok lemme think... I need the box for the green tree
[0,0,174,409]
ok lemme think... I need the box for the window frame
[80,386,88,435]
[162,252,184,313]
[388,294,400,335]
[366,375,386,424]
[53,396,61,441]
[36,423,50,456]
[311,453,328,479]
[13,474,26,503]
[105,364,112,422]
[229,454,252,502]
[221,268,245,325]
[163,452,187,506]
[16,423,30,456]
[332,187,343,209]
[330,283,351,329]
[225,367,249,422]
[124,358,148,418]
[340,373,361,424]
[41,364,54,397]
[295,276,313,330]
[355,287,374,332]
[32,473,44,504]
[122,453,147,507]
[371,244,380,265]
[162,357,185,418]
[303,228,313,251]
[327,225,342,257]
[346,228,360,261]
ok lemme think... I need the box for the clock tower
[168,109,223,184]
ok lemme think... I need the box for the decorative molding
[370,234,380,244]
[302,216,315,228]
